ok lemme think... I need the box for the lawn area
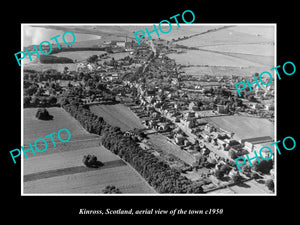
[89,104,145,131]
[23,107,97,146]
[206,115,274,141]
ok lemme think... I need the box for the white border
[21,23,277,196]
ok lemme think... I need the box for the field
[90,104,197,165]
[168,50,271,67]
[89,104,144,131]
[23,107,95,147]
[23,107,155,194]
[176,26,273,47]
[200,43,274,56]
[206,115,274,141]
[181,65,274,77]
[167,25,275,76]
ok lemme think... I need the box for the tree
[63,66,69,74]
[241,164,252,175]
[25,85,38,96]
[24,96,31,107]
[31,96,40,106]
[232,173,242,183]
[228,149,238,159]
[252,159,273,174]
[215,170,224,179]
[48,96,57,105]
[87,55,98,63]
[35,108,53,120]
[220,164,231,175]
[265,179,274,192]
[102,185,122,194]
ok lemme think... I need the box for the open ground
[23,107,155,194]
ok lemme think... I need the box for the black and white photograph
[21,24,276,195]
[4,3,298,221]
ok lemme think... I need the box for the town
[23,29,275,194]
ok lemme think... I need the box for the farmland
[89,104,144,131]
[168,50,271,67]
[176,27,273,47]
[181,65,274,77]
[206,115,274,141]
[23,107,155,194]
[167,25,275,77]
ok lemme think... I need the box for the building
[217,104,229,114]
[174,134,185,145]
[116,41,126,47]
[241,136,274,152]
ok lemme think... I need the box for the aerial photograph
[22,24,275,195]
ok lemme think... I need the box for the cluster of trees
[102,185,122,194]
[252,159,273,174]
[62,101,204,193]
[265,179,274,192]
[214,164,231,179]
[87,55,98,63]
[24,96,58,108]
[82,154,103,168]
[50,47,106,54]
[35,108,53,120]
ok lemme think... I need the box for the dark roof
[241,136,273,144]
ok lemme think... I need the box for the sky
[23,25,101,47]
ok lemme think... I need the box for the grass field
[168,50,269,67]
[206,115,274,141]
[89,104,145,131]
[23,107,155,194]
[23,107,96,146]
[167,25,275,75]
[199,43,274,56]
[181,65,273,77]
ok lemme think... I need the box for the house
[204,124,215,133]
[201,148,210,156]
[116,41,126,47]
[259,147,273,159]
[186,119,196,128]
[217,104,229,114]
[185,111,196,120]
[174,134,185,145]
[157,122,170,131]
[244,141,254,152]
[228,168,239,178]
[202,133,211,142]
[189,101,200,111]
[265,104,274,111]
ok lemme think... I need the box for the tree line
[62,100,204,193]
